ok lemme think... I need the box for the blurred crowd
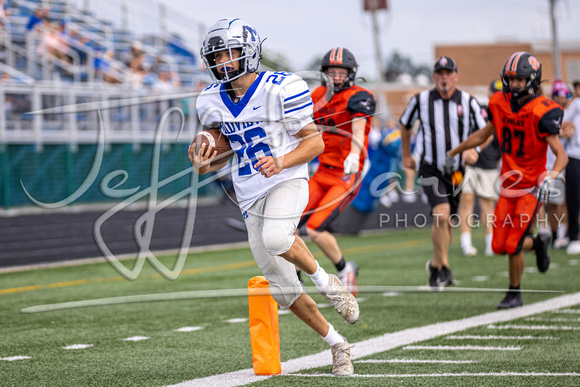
[1,4,187,91]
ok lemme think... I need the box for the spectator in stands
[0,0,10,25]
[94,48,122,84]
[149,54,166,76]
[0,0,9,62]
[26,7,49,32]
[122,41,148,89]
[573,80,580,99]
[40,20,72,64]
[124,41,146,71]
[152,62,181,93]
[127,63,147,89]
[68,29,90,66]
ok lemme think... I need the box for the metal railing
[0,81,201,147]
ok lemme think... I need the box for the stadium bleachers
[3,0,206,85]
[0,0,216,210]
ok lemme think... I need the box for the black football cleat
[439,266,456,286]
[497,291,524,309]
[534,233,552,273]
[426,259,440,288]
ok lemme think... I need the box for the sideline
[166,292,580,387]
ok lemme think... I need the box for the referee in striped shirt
[400,56,487,288]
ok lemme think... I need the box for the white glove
[536,176,555,203]
[443,152,455,175]
[343,152,360,175]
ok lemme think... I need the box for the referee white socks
[485,233,494,255]
[460,232,473,250]
[322,323,345,346]
[307,261,330,291]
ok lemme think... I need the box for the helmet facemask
[201,19,262,84]
[320,47,358,93]
[204,44,248,83]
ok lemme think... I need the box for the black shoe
[439,266,455,286]
[497,291,524,309]
[426,259,440,287]
[534,233,552,273]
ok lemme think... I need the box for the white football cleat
[322,275,359,324]
[462,245,478,257]
[567,240,580,255]
[331,334,354,376]
[401,191,417,203]
[554,237,569,249]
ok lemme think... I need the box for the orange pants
[299,164,361,231]
[492,191,541,255]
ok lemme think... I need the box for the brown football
[191,128,232,166]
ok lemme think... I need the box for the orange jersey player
[448,52,568,309]
[298,47,376,296]
[312,82,375,171]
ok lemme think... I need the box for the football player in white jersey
[188,18,359,376]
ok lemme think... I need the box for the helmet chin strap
[510,86,533,99]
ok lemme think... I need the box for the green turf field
[1,227,579,386]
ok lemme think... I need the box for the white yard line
[62,344,93,350]
[166,292,580,387]
[356,359,478,364]
[446,335,558,340]
[402,345,521,351]
[122,336,150,341]
[293,372,580,378]
[488,324,580,331]
[225,318,248,323]
[1,356,31,361]
[525,317,580,322]
[554,308,580,314]
[174,327,204,332]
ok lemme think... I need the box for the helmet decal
[328,47,344,65]
[505,52,525,77]
[528,56,540,71]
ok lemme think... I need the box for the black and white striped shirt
[400,88,487,173]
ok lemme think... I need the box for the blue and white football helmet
[200,18,262,84]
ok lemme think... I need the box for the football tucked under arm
[191,128,233,167]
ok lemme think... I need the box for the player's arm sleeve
[346,90,376,118]
[281,75,314,134]
[469,96,487,133]
[486,106,494,123]
[399,94,419,130]
[196,90,222,128]
[538,107,564,136]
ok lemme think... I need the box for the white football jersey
[196,71,315,211]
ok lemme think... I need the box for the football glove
[343,152,360,175]
[443,152,455,175]
[536,176,555,203]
